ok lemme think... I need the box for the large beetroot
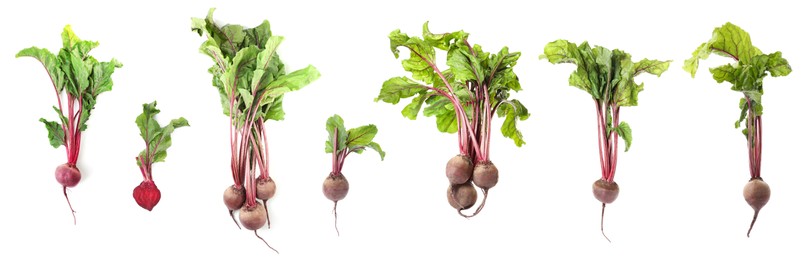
[17,25,123,224]
[132,101,189,211]
[323,115,385,235]
[684,22,792,237]
[375,22,529,218]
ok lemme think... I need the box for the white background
[1,0,799,259]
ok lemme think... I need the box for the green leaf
[496,99,529,147]
[375,76,430,104]
[325,115,347,153]
[39,118,65,148]
[613,121,633,152]
[251,36,284,90]
[401,93,429,120]
[264,95,285,121]
[244,20,272,48]
[135,101,189,167]
[633,59,671,77]
[90,59,123,96]
[346,124,378,147]
[365,142,386,161]
[262,65,320,98]
[222,46,259,99]
[135,101,162,143]
[16,47,64,93]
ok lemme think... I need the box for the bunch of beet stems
[744,95,763,236]
[429,43,497,218]
[593,93,622,242]
[54,78,85,224]
[226,82,277,253]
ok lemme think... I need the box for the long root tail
[229,210,241,229]
[457,188,489,219]
[263,199,271,229]
[601,203,611,243]
[63,186,76,225]
[747,209,761,238]
[333,201,340,237]
[254,230,279,254]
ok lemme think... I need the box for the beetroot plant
[324,114,385,235]
[16,25,122,224]
[684,22,792,237]
[376,22,529,217]
[541,39,671,241]
[133,101,189,211]
[192,8,320,252]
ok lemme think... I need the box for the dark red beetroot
[592,179,620,204]
[446,155,473,185]
[55,163,80,224]
[472,161,498,189]
[744,177,770,237]
[224,185,245,229]
[56,163,81,188]
[133,180,161,211]
[447,183,478,210]
[593,179,619,242]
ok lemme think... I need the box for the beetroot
[133,180,161,211]
[446,155,472,185]
[744,177,771,237]
[55,163,81,188]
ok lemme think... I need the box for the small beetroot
[133,101,189,212]
[133,180,161,211]
[323,115,385,236]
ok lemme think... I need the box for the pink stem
[756,116,762,177]
[332,128,339,175]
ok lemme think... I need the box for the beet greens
[192,8,319,252]
[541,39,671,241]
[684,22,792,237]
[376,22,529,217]
[133,101,189,211]
[17,25,122,224]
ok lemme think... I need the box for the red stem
[744,96,757,178]
[260,121,270,178]
[609,106,621,182]
[594,99,608,179]
[756,116,762,177]
[332,128,339,175]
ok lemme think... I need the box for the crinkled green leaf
[496,99,529,146]
[684,22,763,77]
[389,29,439,85]
[251,36,284,90]
[39,118,65,148]
[422,21,468,50]
[264,95,285,121]
[447,47,482,83]
[375,76,429,104]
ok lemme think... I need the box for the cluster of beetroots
[445,155,498,215]
[224,177,276,230]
